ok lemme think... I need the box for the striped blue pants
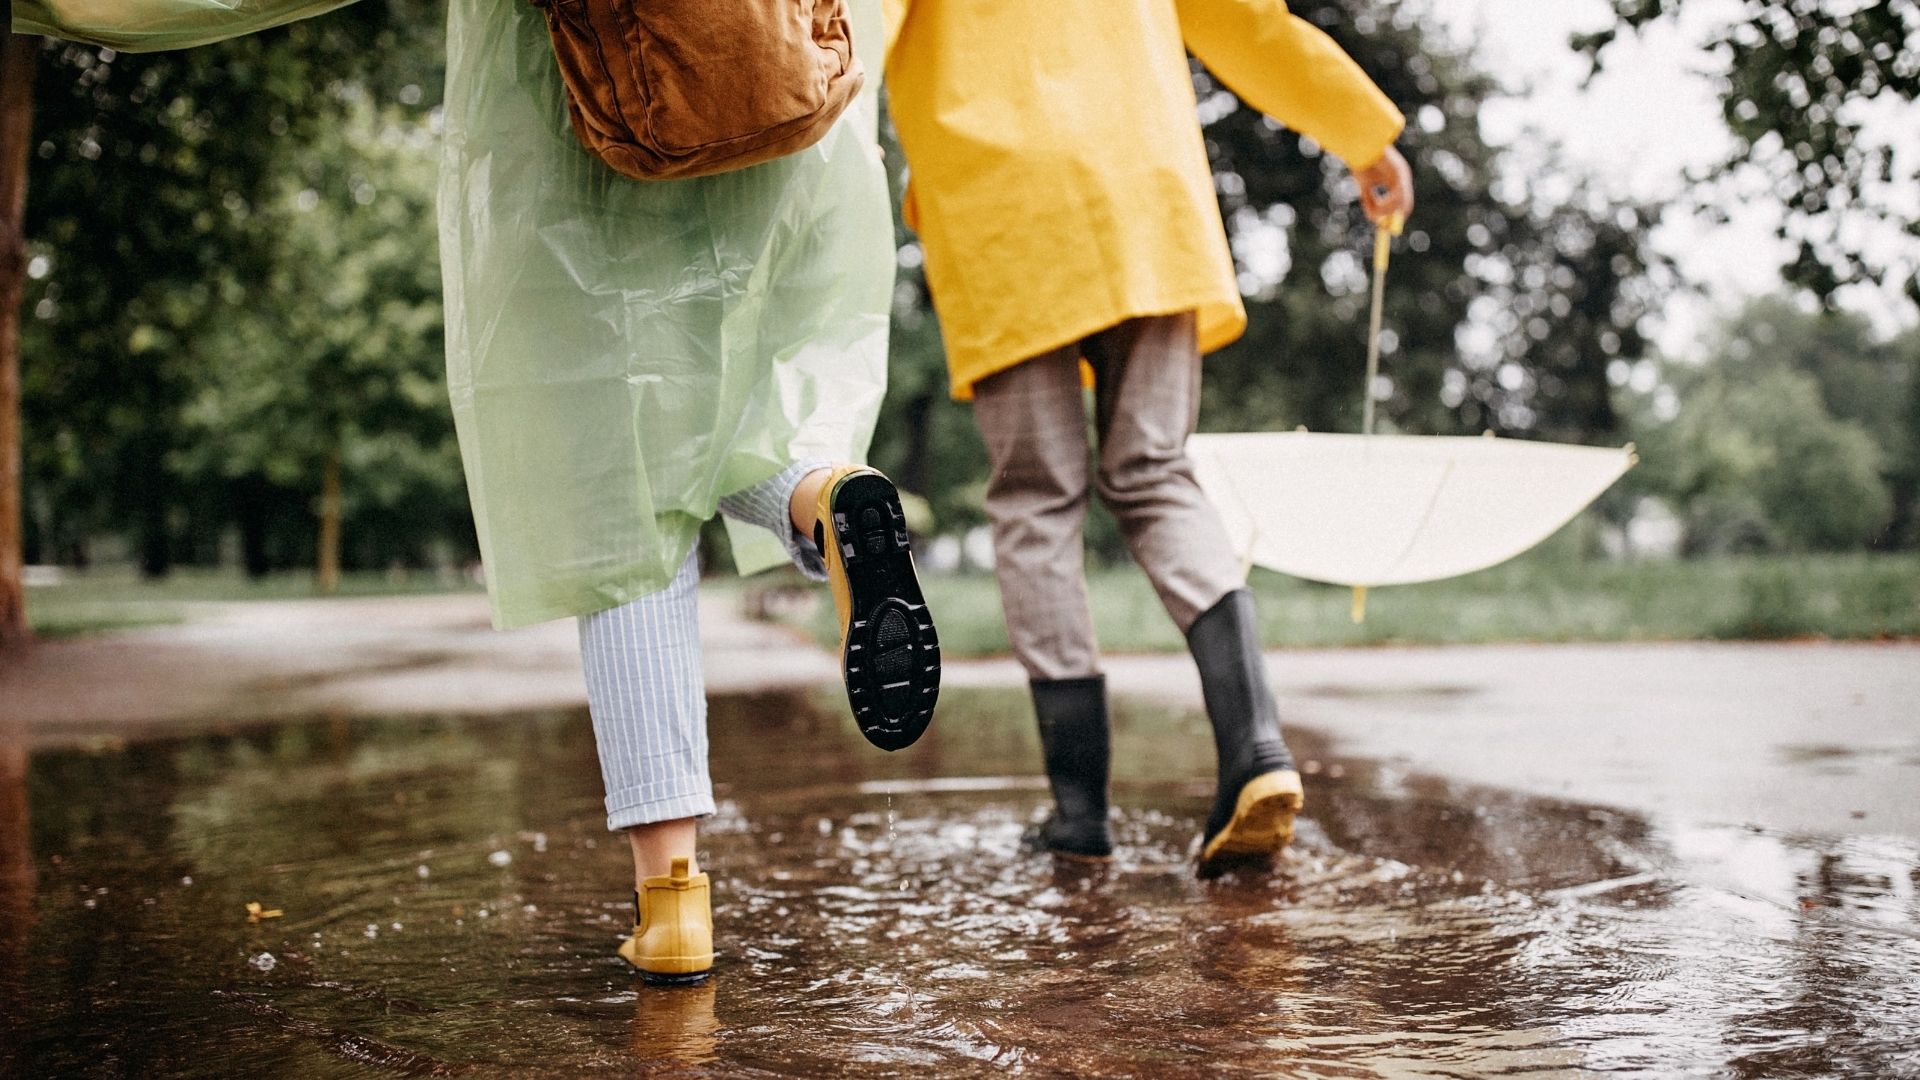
[578,461,829,831]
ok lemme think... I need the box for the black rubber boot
[1187,589,1302,872]
[1028,675,1114,860]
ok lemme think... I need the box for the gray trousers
[577,460,828,831]
[973,313,1245,680]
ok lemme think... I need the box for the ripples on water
[3,690,1917,1077]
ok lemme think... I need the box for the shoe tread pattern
[834,474,940,751]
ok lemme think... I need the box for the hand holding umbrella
[1355,145,1415,228]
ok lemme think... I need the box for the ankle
[634,859,699,893]
[1220,738,1294,787]
[626,818,699,886]
[787,466,835,534]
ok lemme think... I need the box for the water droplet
[488,850,513,868]
[249,952,276,972]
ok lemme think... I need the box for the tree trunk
[0,36,38,648]
[136,464,172,579]
[235,475,273,578]
[897,391,935,499]
[0,726,32,1079]
[315,447,342,593]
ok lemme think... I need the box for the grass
[24,566,482,638]
[23,550,1920,651]
[756,549,1920,657]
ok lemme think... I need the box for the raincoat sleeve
[1175,0,1404,169]
[11,0,362,52]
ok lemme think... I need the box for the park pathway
[0,589,831,744]
[5,587,1916,838]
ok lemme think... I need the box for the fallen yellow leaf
[245,902,284,923]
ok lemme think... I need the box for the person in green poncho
[437,0,941,987]
[14,0,939,986]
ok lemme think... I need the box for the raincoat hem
[949,290,1246,401]
[485,537,703,631]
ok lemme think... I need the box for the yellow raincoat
[883,0,1404,399]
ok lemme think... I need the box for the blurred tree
[1625,296,1913,553]
[17,3,447,583]
[1900,323,1920,546]
[1,35,35,645]
[1641,366,1890,552]
[1576,0,1920,304]
[1685,295,1917,547]
[175,98,454,590]
[1197,1,1668,444]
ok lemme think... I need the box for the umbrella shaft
[1362,235,1388,436]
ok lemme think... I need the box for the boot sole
[639,968,713,987]
[830,473,940,751]
[619,935,712,983]
[1198,769,1304,875]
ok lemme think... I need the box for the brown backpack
[530,0,865,181]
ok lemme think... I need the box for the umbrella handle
[1372,213,1404,270]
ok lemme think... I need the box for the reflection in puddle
[5,690,1919,1077]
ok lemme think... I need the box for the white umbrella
[1189,220,1636,619]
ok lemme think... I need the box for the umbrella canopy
[1188,430,1636,588]
[1189,219,1636,617]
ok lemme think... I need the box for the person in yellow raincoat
[884,0,1416,874]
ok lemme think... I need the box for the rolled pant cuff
[605,787,717,832]
[773,457,832,582]
[720,457,832,582]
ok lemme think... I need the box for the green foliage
[1629,298,1910,553]
[18,3,452,577]
[175,97,461,572]
[1576,0,1920,303]
[1660,370,1888,552]
[1198,2,1668,444]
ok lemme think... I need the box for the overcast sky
[1420,0,1918,356]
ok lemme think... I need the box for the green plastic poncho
[15,0,895,630]
[11,0,364,50]
[441,0,892,628]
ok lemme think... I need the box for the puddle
[3,690,1918,1077]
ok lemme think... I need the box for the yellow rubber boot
[811,465,940,751]
[618,857,713,984]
